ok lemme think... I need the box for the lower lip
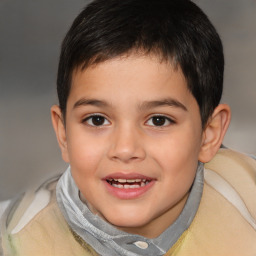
[103,180,155,199]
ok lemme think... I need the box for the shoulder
[0,199,11,256]
[0,199,12,233]
[0,174,62,256]
[175,148,256,255]
[0,200,11,220]
[0,199,12,236]
[1,174,61,236]
[205,148,256,193]
[204,148,256,228]
[0,173,94,256]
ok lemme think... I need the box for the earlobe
[51,105,70,163]
[199,104,231,163]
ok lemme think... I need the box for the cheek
[154,128,201,160]
[149,126,202,179]
[66,130,107,173]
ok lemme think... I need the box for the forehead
[72,52,181,85]
[68,54,196,112]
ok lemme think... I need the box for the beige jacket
[1,149,256,256]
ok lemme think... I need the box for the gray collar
[56,163,204,256]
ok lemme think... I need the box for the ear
[198,104,231,163]
[51,105,70,163]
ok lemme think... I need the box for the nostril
[110,153,144,163]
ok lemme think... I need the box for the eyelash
[145,115,175,127]
[82,114,175,127]
[82,114,110,127]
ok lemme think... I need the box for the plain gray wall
[0,0,255,200]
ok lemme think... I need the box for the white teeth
[111,182,148,189]
[131,185,140,188]
[108,178,151,189]
[113,179,144,183]
[117,179,126,183]
[124,184,140,189]
[112,183,124,188]
[127,179,136,182]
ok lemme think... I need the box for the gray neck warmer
[56,163,204,256]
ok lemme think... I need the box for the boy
[1,0,256,255]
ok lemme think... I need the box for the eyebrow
[73,97,187,111]
[73,98,109,109]
[139,98,188,111]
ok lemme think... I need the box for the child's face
[61,54,204,237]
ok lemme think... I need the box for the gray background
[0,0,255,201]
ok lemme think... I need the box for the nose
[107,124,146,163]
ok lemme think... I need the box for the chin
[104,208,152,229]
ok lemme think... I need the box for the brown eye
[152,116,166,126]
[84,115,110,126]
[146,115,174,127]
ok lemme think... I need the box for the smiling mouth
[106,178,151,189]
